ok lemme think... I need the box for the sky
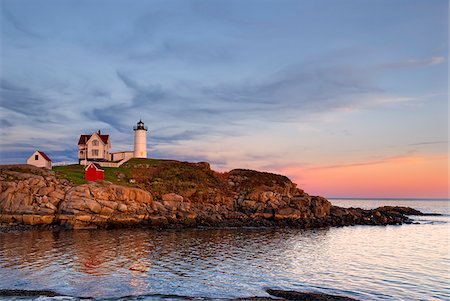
[0,0,448,198]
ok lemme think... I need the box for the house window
[92,149,99,156]
[92,140,99,146]
[35,155,39,160]
[80,151,84,155]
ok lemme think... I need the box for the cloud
[0,78,115,163]
[304,154,432,171]
[383,56,445,69]
[0,119,12,128]
[409,140,448,146]
[0,79,77,128]
[0,52,430,167]
[199,63,406,119]
[81,61,418,149]
[1,7,44,39]
[0,79,51,117]
[127,39,234,64]
[0,148,78,164]
[307,159,390,171]
[149,148,228,166]
[86,71,166,131]
[152,129,215,144]
[91,89,111,99]
[429,57,446,65]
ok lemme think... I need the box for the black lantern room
[133,119,148,131]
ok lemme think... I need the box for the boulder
[241,200,258,212]
[99,206,114,216]
[75,215,92,223]
[117,203,128,212]
[274,208,302,220]
[85,199,102,214]
[266,288,359,301]
[98,200,118,210]
[162,201,178,211]
[162,193,183,203]
[22,214,54,225]
[0,214,14,223]
[148,215,168,226]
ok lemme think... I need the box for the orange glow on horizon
[278,155,449,198]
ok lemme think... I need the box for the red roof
[85,162,103,171]
[78,134,109,145]
[37,151,52,162]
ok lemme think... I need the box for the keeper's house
[78,130,111,163]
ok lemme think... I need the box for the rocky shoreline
[0,288,359,300]
[0,163,425,231]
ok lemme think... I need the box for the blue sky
[0,0,448,197]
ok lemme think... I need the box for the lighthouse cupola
[133,119,148,158]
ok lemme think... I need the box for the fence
[79,156,132,168]
[52,161,78,166]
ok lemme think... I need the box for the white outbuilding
[26,150,52,169]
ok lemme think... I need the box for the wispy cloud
[383,56,445,69]
[1,7,44,39]
[409,140,449,146]
[86,70,167,131]
[304,153,445,171]
[199,63,414,119]
[82,62,414,141]
[0,79,49,116]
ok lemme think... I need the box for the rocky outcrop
[0,288,359,300]
[58,183,154,229]
[266,289,358,301]
[0,164,419,230]
[326,206,419,227]
[0,165,70,226]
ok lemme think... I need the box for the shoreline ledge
[0,288,359,300]
[0,161,426,230]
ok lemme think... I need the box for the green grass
[52,158,185,186]
[52,158,231,200]
[53,164,87,185]
[48,158,290,201]
[122,158,230,197]
[53,164,133,186]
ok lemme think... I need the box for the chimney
[98,129,101,135]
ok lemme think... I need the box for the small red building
[85,163,104,181]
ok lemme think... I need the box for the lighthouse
[133,119,148,158]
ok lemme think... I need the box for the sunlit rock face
[0,164,413,230]
[59,183,154,229]
[0,165,69,226]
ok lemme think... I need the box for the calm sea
[0,199,448,301]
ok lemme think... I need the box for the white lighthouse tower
[133,119,148,158]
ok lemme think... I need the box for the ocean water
[0,199,448,301]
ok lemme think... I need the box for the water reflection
[0,228,332,298]
[0,202,448,301]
